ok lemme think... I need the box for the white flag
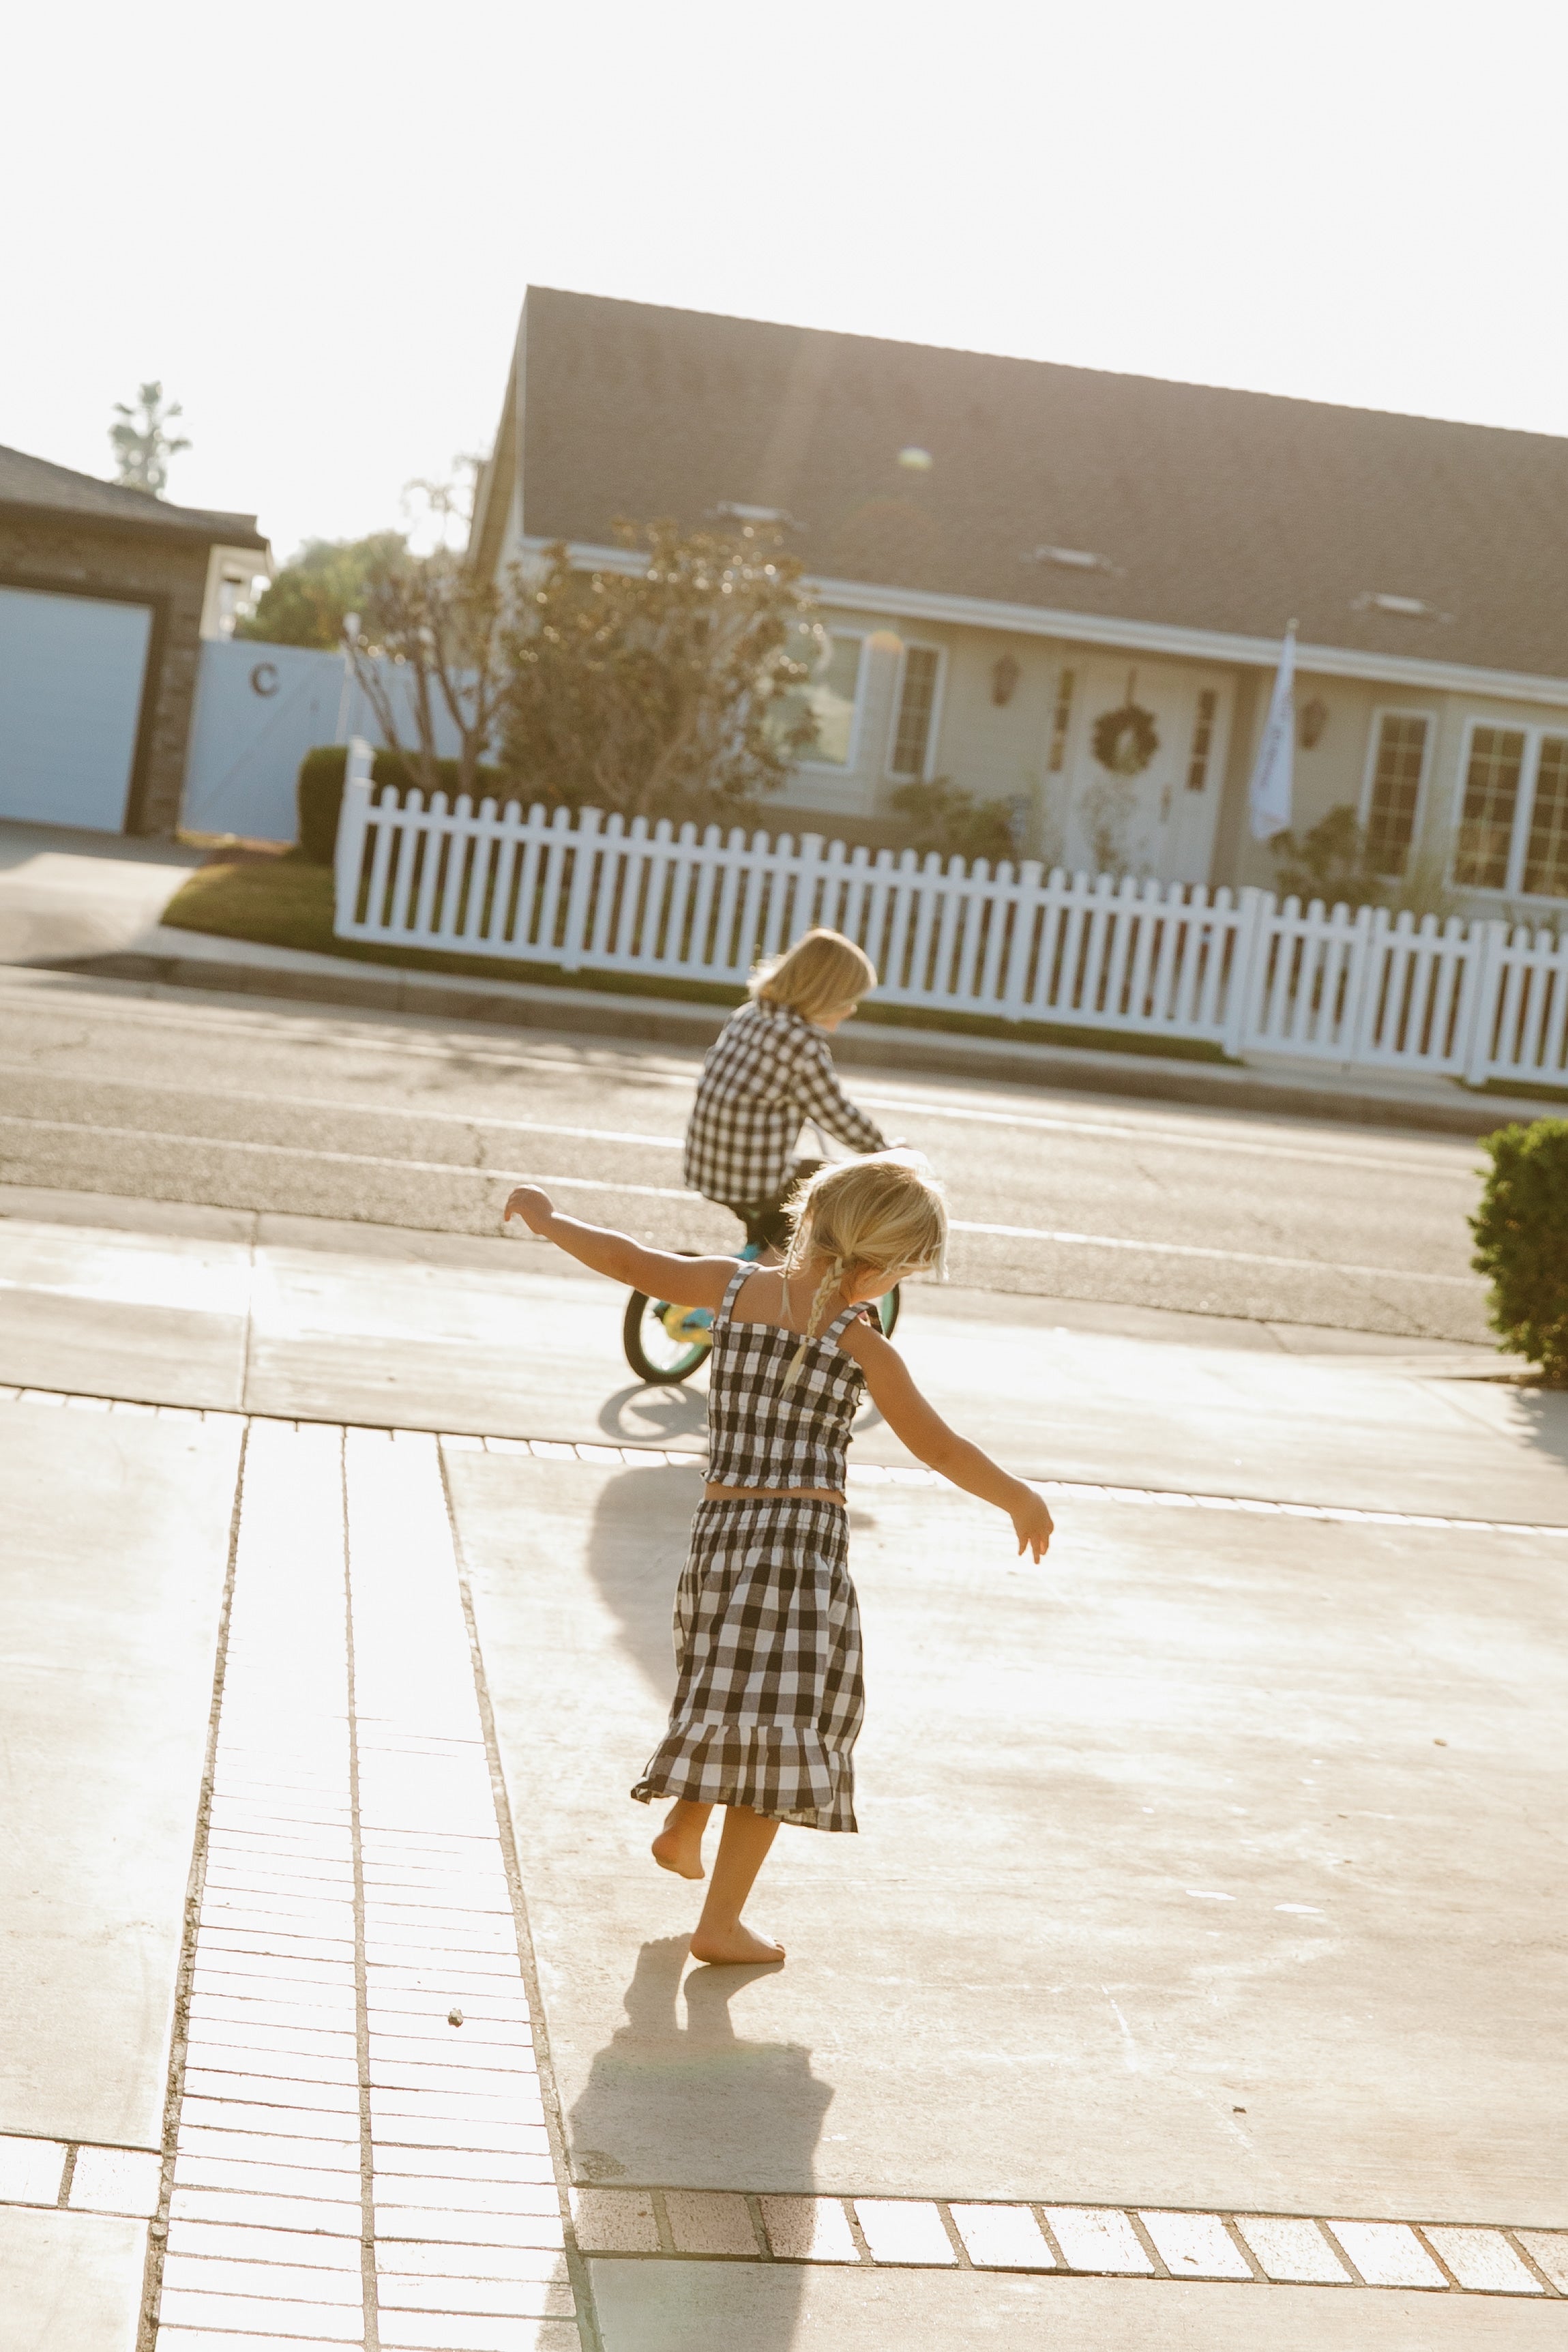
[1249,626,1297,842]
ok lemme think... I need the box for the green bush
[1470,1118,1568,1381]
[888,776,1018,862]
[295,744,520,866]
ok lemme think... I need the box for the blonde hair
[752,928,876,1022]
[778,1153,948,1388]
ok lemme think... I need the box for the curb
[38,939,1540,1140]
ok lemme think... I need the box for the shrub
[1470,1119,1568,1381]
[1270,804,1385,910]
[295,744,528,866]
[889,777,1018,863]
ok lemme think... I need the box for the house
[0,445,269,835]
[469,287,1568,912]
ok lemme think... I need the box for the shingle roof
[0,443,265,547]
[497,286,1568,683]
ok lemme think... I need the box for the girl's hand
[503,1184,554,1234]
[1011,1486,1054,1563]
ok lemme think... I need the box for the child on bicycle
[685,927,889,1254]
[502,1153,1054,1967]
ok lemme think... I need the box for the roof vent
[1352,590,1450,621]
[711,501,801,530]
[1028,543,1115,573]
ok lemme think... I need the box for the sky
[6,0,1565,570]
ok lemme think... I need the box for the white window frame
[790,628,868,775]
[1358,705,1435,878]
[885,639,947,782]
[1448,714,1568,901]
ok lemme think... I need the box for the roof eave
[516,533,1568,703]
[0,496,267,552]
[812,572,1568,705]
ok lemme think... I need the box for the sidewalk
[0,818,201,965]
[2,1186,1567,2346]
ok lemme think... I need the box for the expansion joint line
[137,1417,251,2352]
[342,1427,383,2352]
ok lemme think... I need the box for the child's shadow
[569,1933,831,2209]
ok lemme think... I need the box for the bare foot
[689,1922,786,1965]
[651,1828,705,1881]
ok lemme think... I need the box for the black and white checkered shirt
[684,998,887,1207]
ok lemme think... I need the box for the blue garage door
[0,584,154,830]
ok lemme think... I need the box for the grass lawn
[159,853,1233,1064]
[1470,1075,1568,1105]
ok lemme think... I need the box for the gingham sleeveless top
[705,1263,868,1492]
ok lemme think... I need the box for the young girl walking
[503,1153,1053,1966]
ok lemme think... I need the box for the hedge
[1470,1117,1568,1382]
[295,744,520,866]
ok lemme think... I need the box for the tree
[401,455,484,548]
[109,381,190,495]
[346,541,508,802]
[498,520,819,821]
[239,532,408,650]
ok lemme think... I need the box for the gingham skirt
[631,1497,864,1833]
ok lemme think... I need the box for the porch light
[991,653,1021,706]
[1299,697,1329,749]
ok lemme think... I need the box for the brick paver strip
[132,1419,581,2350]
[0,1396,1563,2325]
[1235,2214,1351,2282]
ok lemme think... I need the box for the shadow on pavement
[1507,1383,1568,1475]
[582,1462,694,1693]
[570,1934,827,2333]
[597,1381,708,1450]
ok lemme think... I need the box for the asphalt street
[0,968,1492,1343]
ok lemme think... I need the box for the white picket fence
[333,743,1568,1090]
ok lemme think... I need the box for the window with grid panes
[1363,714,1429,874]
[889,645,940,777]
[1048,668,1076,773]
[1453,726,1526,889]
[1524,736,1568,898]
[1186,688,1217,791]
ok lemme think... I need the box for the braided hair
[778,1152,947,1390]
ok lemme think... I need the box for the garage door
[0,584,154,830]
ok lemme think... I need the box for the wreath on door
[1091,700,1159,776]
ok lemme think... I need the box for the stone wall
[0,516,212,835]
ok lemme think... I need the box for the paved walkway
[3,1196,1568,2346]
[0,819,198,965]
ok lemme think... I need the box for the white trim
[512,535,1568,710]
[1449,711,1568,900]
[886,638,947,781]
[1358,706,1435,878]
[1450,714,1530,896]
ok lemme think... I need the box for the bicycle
[622,1143,902,1384]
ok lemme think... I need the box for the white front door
[1053,657,1232,887]
[0,585,154,830]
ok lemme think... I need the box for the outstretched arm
[839,1319,1054,1561]
[503,1187,738,1307]
[795,1037,887,1158]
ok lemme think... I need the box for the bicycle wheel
[878,1284,901,1339]
[623,1290,713,1384]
